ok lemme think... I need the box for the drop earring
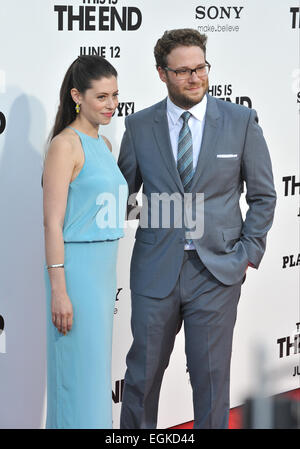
[75,103,80,114]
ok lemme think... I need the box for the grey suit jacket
[118,94,276,298]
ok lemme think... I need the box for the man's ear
[157,66,167,84]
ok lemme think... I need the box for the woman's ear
[70,88,82,105]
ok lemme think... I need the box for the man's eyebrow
[173,64,206,70]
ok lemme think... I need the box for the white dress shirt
[166,95,207,249]
[167,95,207,170]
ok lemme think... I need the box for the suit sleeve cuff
[248,261,256,268]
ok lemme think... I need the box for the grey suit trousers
[120,250,243,429]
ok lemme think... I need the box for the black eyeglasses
[164,62,211,80]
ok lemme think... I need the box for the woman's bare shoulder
[47,128,81,157]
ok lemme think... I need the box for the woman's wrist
[51,285,67,295]
[48,269,67,294]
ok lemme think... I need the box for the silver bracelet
[46,263,64,269]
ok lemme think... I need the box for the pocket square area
[216,154,238,158]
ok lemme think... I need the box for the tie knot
[181,111,191,123]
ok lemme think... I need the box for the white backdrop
[0,0,299,429]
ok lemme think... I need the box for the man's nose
[189,70,199,81]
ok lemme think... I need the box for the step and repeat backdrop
[0,0,299,429]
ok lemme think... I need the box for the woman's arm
[43,135,77,335]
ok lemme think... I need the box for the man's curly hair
[154,28,207,69]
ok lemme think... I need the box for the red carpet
[169,388,300,429]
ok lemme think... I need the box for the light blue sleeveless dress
[44,128,128,429]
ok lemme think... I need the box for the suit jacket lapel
[152,95,221,194]
[190,94,222,191]
[152,98,184,194]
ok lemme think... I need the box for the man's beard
[167,81,208,109]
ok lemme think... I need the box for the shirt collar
[167,94,207,127]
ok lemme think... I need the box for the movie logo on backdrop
[282,177,300,264]
[282,175,299,217]
[282,176,300,197]
[0,314,5,354]
[112,378,124,403]
[282,254,300,269]
[0,112,6,135]
[209,84,252,108]
[290,7,300,28]
[0,315,4,336]
[195,5,244,33]
[112,286,125,404]
[281,175,299,270]
[277,323,300,378]
[114,287,123,314]
[116,102,135,116]
[54,0,142,31]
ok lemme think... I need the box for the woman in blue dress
[42,55,128,429]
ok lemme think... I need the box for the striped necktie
[177,111,194,245]
[177,111,193,192]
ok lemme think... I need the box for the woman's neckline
[68,126,100,140]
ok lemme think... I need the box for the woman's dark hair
[50,55,117,140]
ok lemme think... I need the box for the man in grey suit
[118,28,276,429]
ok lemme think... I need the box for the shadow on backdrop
[0,90,46,428]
